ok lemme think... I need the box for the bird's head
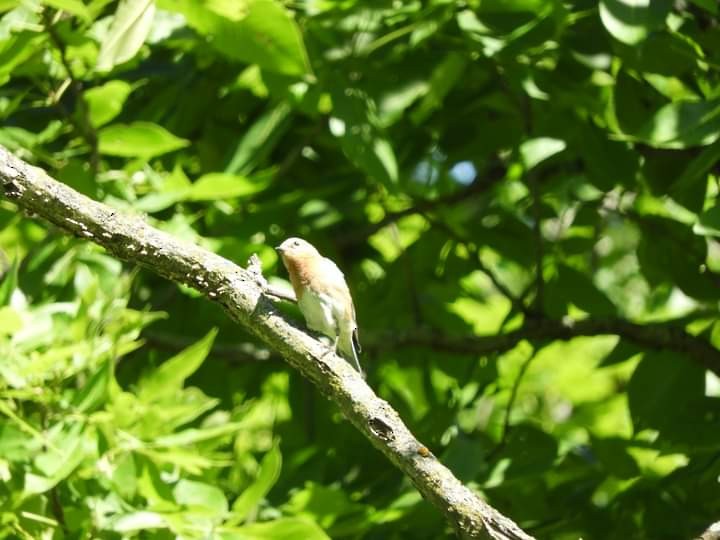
[275,237,320,262]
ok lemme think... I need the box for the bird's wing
[313,257,356,321]
[315,256,363,372]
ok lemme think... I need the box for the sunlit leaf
[636,98,720,149]
[219,518,331,540]
[111,511,167,533]
[97,0,156,71]
[229,442,282,523]
[519,137,566,170]
[173,479,228,517]
[138,328,217,400]
[158,0,310,76]
[98,122,189,158]
[188,173,270,201]
[599,0,670,45]
[330,87,398,186]
[83,80,133,127]
[152,421,244,447]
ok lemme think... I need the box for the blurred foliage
[1,0,720,538]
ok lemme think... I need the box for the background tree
[1,0,720,539]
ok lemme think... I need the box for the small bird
[276,237,362,374]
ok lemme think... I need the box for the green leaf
[188,173,270,201]
[591,437,640,479]
[519,137,566,171]
[0,257,17,306]
[628,352,706,440]
[476,0,548,12]
[225,102,292,175]
[41,0,92,21]
[637,98,720,149]
[137,166,268,211]
[25,423,88,495]
[598,339,643,367]
[219,518,331,540]
[98,122,189,158]
[555,265,617,317]
[0,1,20,12]
[599,0,671,45]
[134,164,192,212]
[83,80,133,127]
[152,421,243,447]
[457,10,504,56]
[329,88,398,186]
[110,453,138,499]
[159,0,311,77]
[111,511,166,533]
[72,360,111,413]
[637,217,720,300]
[694,205,720,237]
[0,401,50,450]
[173,479,228,517]
[230,443,282,524]
[0,306,21,335]
[489,424,557,481]
[690,0,717,14]
[97,0,156,71]
[576,124,640,189]
[442,435,486,482]
[410,52,466,124]
[0,32,45,90]
[670,141,720,203]
[138,328,217,401]
[282,482,361,529]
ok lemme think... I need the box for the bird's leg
[331,334,339,355]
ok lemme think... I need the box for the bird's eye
[293,240,300,247]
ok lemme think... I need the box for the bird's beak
[275,245,284,253]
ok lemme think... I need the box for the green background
[1,0,720,538]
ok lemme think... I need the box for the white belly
[298,291,338,338]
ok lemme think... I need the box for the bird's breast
[282,255,319,300]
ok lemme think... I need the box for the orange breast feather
[283,255,319,301]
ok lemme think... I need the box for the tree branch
[387,317,720,377]
[0,145,533,540]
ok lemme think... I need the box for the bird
[276,237,362,374]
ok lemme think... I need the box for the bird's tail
[339,329,363,377]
